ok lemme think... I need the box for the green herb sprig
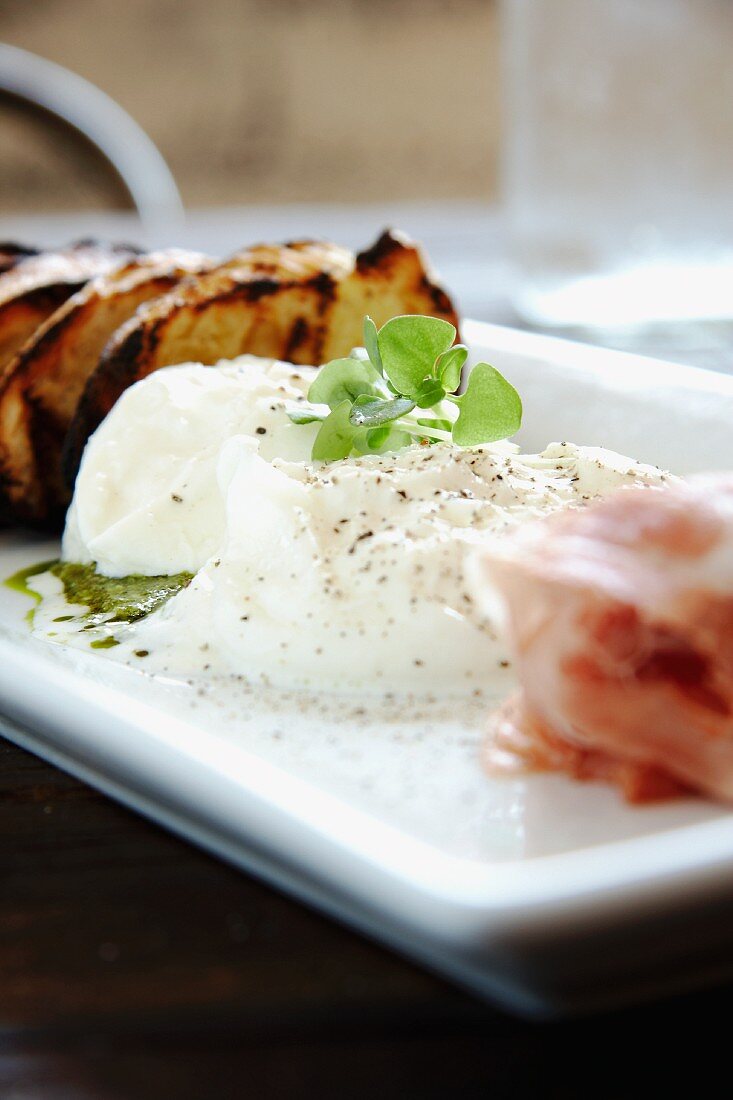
[287,315,522,462]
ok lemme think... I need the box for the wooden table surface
[0,207,727,1097]
[0,731,728,1099]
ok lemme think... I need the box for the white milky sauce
[35,357,673,695]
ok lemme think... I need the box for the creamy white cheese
[41,356,673,695]
[63,358,319,576]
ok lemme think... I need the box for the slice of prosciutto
[475,476,733,803]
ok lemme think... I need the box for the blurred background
[0,0,504,327]
[2,0,733,365]
[0,0,498,210]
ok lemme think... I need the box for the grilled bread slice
[0,249,212,527]
[0,243,40,276]
[0,240,140,377]
[63,230,459,489]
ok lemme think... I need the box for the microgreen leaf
[350,424,413,455]
[363,316,383,374]
[308,358,383,409]
[377,315,456,396]
[366,426,413,453]
[414,378,446,409]
[364,425,391,450]
[311,401,357,462]
[285,403,328,425]
[301,315,523,463]
[451,362,522,446]
[436,344,467,392]
[349,394,416,428]
[416,417,453,432]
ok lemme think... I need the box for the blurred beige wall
[0,0,499,213]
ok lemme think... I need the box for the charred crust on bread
[355,230,405,273]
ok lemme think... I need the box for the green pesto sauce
[49,562,193,622]
[6,560,193,625]
[4,559,58,622]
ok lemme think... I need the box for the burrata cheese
[38,356,674,695]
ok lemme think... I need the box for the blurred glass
[502,0,733,362]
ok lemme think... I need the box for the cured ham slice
[477,477,733,803]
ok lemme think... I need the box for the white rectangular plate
[3,319,733,1017]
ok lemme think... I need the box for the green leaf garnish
[363,425,391,451]
[284,403,328,425]
[414,378,446,409]
[436,344,467,391]
[363,316,383,374]
[296,314,522,462]
[308,358,383,408]
[375,427,413,452]
[349,394,416,428]
[355,425,412,454]
[377,315,456,396]
[451,362,523,446]
[416,417,453,433]
[311,401,357,462]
